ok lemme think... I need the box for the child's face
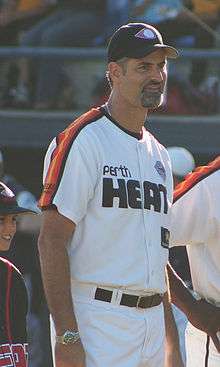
[0,214,17,251]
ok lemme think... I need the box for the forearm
[163,292,184,367]
[163,292,180,344]
[38,230,77,335]
[167,262,196,318]
[167,262,220,352]
[38,209,85,367]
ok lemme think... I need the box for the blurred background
[0,0,219,366]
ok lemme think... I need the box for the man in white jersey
[38,23,182,367]
[167,146,195,366]
[168,156,220,367]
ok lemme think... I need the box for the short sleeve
[40,138,98,224]
[170,179,213,246]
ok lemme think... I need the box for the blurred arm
[167,263,220,352]
[163,271,184,367]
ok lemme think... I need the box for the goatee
[141,91,163,108]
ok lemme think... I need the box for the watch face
[63,331,79,344]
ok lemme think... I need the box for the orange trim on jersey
[174,156,220,203]
[39,108,102,208]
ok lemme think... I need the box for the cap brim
[127,44,179,60]
[154,44,179,58]
[0,206,37,215]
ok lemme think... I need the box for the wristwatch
[56,330,80,345]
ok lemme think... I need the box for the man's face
[112,49,167,109]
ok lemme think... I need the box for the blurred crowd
[0,0,219,113]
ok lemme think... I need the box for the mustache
[142,82,163,93]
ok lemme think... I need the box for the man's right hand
[55,340,85,367]
[188,299,220,352]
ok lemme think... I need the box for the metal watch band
[56,330,80,345]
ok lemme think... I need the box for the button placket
[136,142,151,286]
[137,142,156,285]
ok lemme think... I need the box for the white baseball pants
[51,287,165,367]
[185,322,220,367]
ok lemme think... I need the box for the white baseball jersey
[39,107,173,294]
[170,156,220,304]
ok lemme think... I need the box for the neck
[106,94,148,133]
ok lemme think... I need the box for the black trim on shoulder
[174,161,220,203]
[100,106,141,140]
[50,109,103,204]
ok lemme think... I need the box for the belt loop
[115,289,123,305]
[108,288,119,305]
[137,295,142,308]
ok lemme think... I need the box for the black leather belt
[94,287,163,309]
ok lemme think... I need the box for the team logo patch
[135,28,157,40]
[161,227,170,249]
[0,184,15,202]
[154,161,166,181]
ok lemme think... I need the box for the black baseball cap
[107,23,178,62]
[0,181,37,215]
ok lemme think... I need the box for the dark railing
[0,46,219,60]
[0,46,219,152]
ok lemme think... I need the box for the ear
[108,62,122,83]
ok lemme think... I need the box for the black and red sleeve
[0,257,28,344]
